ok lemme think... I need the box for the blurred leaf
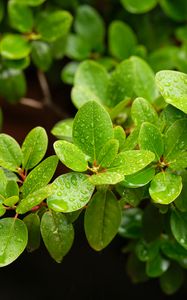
[160,264,184,295]
[121,0,157,13]
[31,41,52,71]
[41,211,74,263]
[51,118,73,141]
[118,208,143,239]
[0,34,30,60]
[23,213,40,252]
[108,20,137,60]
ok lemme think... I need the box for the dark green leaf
[142,204,163,242]
[146,253,170,278]
[41,211,74,263]
[160,0,187,21]
[84,190,121,250]
[170,209,187,249]
[161,237,187,261]
[14,0,46,6]
[0,69,26,102]
[23,213,40,252]
[127,253,148,283]
[123,167,155,188]
[160,264,184,295]
[118,208,143,239]
[136,239,160,262]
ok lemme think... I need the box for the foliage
[0,0,187,296]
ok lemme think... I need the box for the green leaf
[36,10,72,42]
[175,171,187,212]
[23,213,40,252]
[146,253,170,278]
[170,209,187,249]
[160,0,187,21]
[16,185,53,214]
[31,41,52,71]
[127,253,148,283]
[161,238,187,261]
[6,180,19,198]
[109,150,155,175]
[113,126,126,151]
[65,34,90,61]
[21,156,58,198]
[4,196,19,207]
[0,108,2,131]
[0,0,4,22]
[123,127,140,150]
[47,173,94,213]
[149,172,182,205]
[121,0,157,13]
[123,167,155,188]
[61,62,79,85]
[142,204,163,242]
[136,239,160,262]
[8,1,34,33]
[84,190,121,251]
[22,126,48,170]
[41,211,74,263]
[73,101,113,163]
[0,69,26,102]
[159,105,186,133]
[156,70,187,114]
[107,56,158,107]
[89,171,124,185]
[118,208,143,239]
[51,118,73,142]
[0,134,22,171]
[160,264,184,295]
[164,119,187,162]
[170,152,187,170]
[117,186,144,207]
[139,122,164,160]
[0,169,7,197]
[74,5,105,49]
[0,205,6,217]
[108,20,137,60]
[0,34,30,60]
[72,60,109,108]
[0,218,28,267]
[97,139,119,168]
[54,140,88,172]
[3,57,30,70]
[14,0,46,6]
[131,97,158,127]
[148,46,179,72]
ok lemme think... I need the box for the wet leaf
[51,118,73,141]
[73,101,113,163]
[170,209,187,249]
[149,172,182,205]
[22,127,48,170]
[23,213,40,252]
[47,173,94,213]
[0,134,22,171]
[0,218,28,267]
[97,139,119,168]
[21,156,58,198]
[41,211,74,263]
[54,140,88,172]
